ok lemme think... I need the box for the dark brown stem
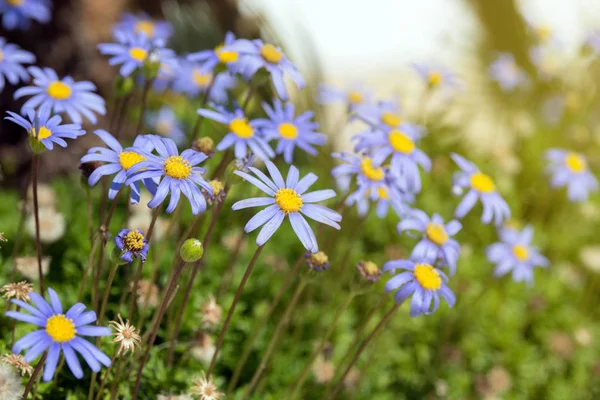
[207,245,264,377]
[31,154,44,293]
[242,279,308,399]
[227,253,304,393]
[131,259,187,400]
[94,350,118,400]
[135,79,153,136]
[23,351,47,399]
[108,357,124,400]
[328,303,400,400]
[97,262,119,326]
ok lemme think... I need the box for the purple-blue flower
[187,31,243,74]
[113,12,173,45]
[318,82,373,112]
[232,160,342,252]
[487,225,548,285]
[488,53,528,92]
[125,135,213,215]
[80,130,157,204]
[254,99,326,164]
[450,153,510,225]
[172,60,236,103]
[345,179,412,219]
[355,98,402,128]
[382,259,455,317]
[412,63,461,91]
[97,31,153,77]
[145,106,186,145]
[14,67,106,124]
[0,37,35,92]
[5,288,111,381]
[0,0,50,30]
[355,122,430,192]
[197,104,274,161]
[6,106,85,151]
[397,210,461,275]
[231,39,304,101]
[331,152,387,193]
[115,228,149,263]
[545,149,598,202]
[138,48,178,93]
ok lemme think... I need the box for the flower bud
[28,135,46,154]
[192,137,215,157]
[180,238,204,262]
[110,246,130,266]
[143,50,161,80]
[114,76,134,97]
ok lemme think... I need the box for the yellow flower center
[135,20,155,36]
[278,122,298,139]
[565,152,586,173]
[413,263,442,290]
[377,186,390,200]
[46,81,72,100]
[309,251,329,266]
[426,223,448,245]
[362,261,379,276]
[29,126,52,140]
[388,130,415,154]
[229,118,254,138]
[129,47,148,62]
[470,172,495,193]
[209,180,224,195]
[347,91,363,104]
[193,69,213,87]
[7,0,22,6]
[428,71,442,87]
[260,44,283,64]
[360,158,385,181]
[215,44,239,64]
[274,188,303,213]
[46,314,76,343]
[381,112,401,128]
[123,230,146,252]
[512,244,529,261]
[536,26,552,41]
[164,155,192,179]
[119,151,146,170]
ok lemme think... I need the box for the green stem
[135,79,153,136]
[191,79,215,143]
[78,238,101,302]
[31,154,44,293]
[94,350,118,400]
[97,262,120,326]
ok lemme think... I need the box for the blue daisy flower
[6,288,112,381]
[0,0,50,30]
[397,210,461,275]
[125,135,213,215]
[382,259,456,317]
[197,104,274,161]
[172,60,236,102]
[331,152,387,193]
[80,130,157,204]
[113,12,173,45]
[355,98,403,129]
[487,225,548,285]
[97,31,153,77]
[450,153,510,225]
[14,66,106,124]
[0,37,35,92]
[232,160,342,252]
[253,99,326,164]
[145,106,186,145]
[5,106,85,151]
[138,48,178,93]
[115,228,149,263]
[345,179,413,219]
[488,53,528,92]
[230,39,305,101]
[355,122,430,192]
[318,82,373,112]
[545,149,598,202]
[412,63,462,91]
[187,31,243,74]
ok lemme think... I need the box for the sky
[246,0,600,79]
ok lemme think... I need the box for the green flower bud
[180,238,204,262]
[110,244,130,266]
[143,50,161,81]
[114,76,134,97]
[28,135,46,154]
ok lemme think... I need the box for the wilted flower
[190,371,223,400]
[545,149,598,202]
[232,161,341,252]
[0,0,51,31]
[26,207,66,243]
[305,251,330,272]
[1,354,33,377]
[0,37,35,92]
[109,314,141,355]
[199,295,222,329]
[14,66,106,124]
[157,395,193,400]
[1,281,33,302]
[0,363,21,400]
[356,260,382,282]
[115,229,149,263]
[15,256,50,280]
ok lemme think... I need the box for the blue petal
[42,343,61,382]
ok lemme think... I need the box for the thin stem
[108,357,124,400]
[227,254,304,393]
[328,303,400,400]
[166,199,226,366]
[191,79,215,143]
[98,262,119,325]
[290,292,356,398]
[115,93,132,140]
[242,279,308,400]
[23,352,47,399]
[209,150,233,180]
[78,238,101,302]
[207,245,265,377]
[86,187,94,243]
[217,230,246,300]
[94,350,118,400]
[135,79,153,136]
[10,174,30,279]
[131,259,187,400]
[31,154,44,293]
